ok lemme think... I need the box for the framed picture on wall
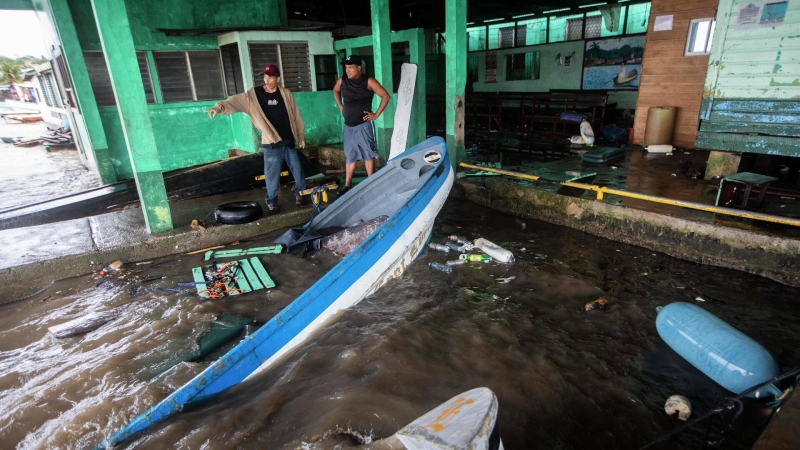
[582,36,646,90]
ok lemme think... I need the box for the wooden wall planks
[632,0,719,149]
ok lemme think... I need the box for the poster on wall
[485,51,497,83]
[582,36,646,90]
[736,2,761,30]
[760,1,788,27]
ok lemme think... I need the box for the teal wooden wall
[697,0,800,156]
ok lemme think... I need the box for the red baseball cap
[259,65,280,77]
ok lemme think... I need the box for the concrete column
[49,0,116,184]
[409,29,427,145]
[445,0,467,169]
[90,0,172,233]
[370,0,394,160]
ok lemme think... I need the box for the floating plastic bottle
[448,235,471,245]
[459,254,492,262]
[445,242,466,253]
[428,243,450,253]
[473,238,515,264]
[446,259,467,266]
[429,262,453,273]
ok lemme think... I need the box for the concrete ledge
[0,206,311,305]
[453,179,800,287]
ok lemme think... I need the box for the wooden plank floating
[192,258,274,298]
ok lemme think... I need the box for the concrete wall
[471,41,585,93]
[633,0,719,148]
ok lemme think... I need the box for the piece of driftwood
[48,309,124,338]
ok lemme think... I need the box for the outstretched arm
[363,77,391,121]
[204,92,249,119]
[332,77,344,112]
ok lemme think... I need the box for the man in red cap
[332,55,391,195]
[205,64,306,212]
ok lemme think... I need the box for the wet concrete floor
[1,198,799,449]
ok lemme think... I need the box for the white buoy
[473,238,514,264]
[664,395,692,421]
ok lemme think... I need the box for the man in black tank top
[332,55,391,195]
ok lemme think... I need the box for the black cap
[341,55,362,66]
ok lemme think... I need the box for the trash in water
[585,297,609,311]
[428,243,450,253]
[445,242,467,253]
[473,238,514,264]
[460,254,492,262]
[515,219,526,230]
[496,276,516,284]
[99,261,122,277]
[664,395,692,421]
[429,262,452,274]
[446,259,467,266]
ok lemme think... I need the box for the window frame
[685,18,715,56]
[153,49,226,103]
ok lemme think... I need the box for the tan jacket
[211,85,305,145]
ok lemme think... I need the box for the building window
[220,44,244,96]
[314,55,338,91]
[518,18,547,46]
[153,50,225,103]
[685,18,715,56]
[505,51,540,81]
[248,42,312,92]
[467,26,487,52]
[84,51,155,107]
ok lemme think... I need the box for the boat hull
[98,137,453,448]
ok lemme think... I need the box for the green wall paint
[70,0,286,50]
[100,94,341,178]
[472,41,584,92]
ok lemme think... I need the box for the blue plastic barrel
[656,302,782,398]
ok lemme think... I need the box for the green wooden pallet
[191,257,275,299]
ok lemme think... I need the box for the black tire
[213,201,263,224]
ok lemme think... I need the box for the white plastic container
[646,144,674,153]
[473,238,514,264]
[580,120,595,145]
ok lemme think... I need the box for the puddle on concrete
[1,199,799,449]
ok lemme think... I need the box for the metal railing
[459,163,800,228]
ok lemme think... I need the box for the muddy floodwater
[0,122,102,211]
[1,199,799,449]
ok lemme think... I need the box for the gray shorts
[343,121,379,164]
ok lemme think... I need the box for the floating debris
[585,297,609,311]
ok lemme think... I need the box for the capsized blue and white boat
[96,136,454,448]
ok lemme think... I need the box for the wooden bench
[520,90,608,139]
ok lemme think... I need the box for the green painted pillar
[48,0,116,184]
[370,0,394,160]
[409,29,427,146]
[90,0,172,233]
[445,0,467,169]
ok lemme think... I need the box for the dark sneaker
[295,197,306,207]
[267,203,279,213]
[338,186,351,196]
